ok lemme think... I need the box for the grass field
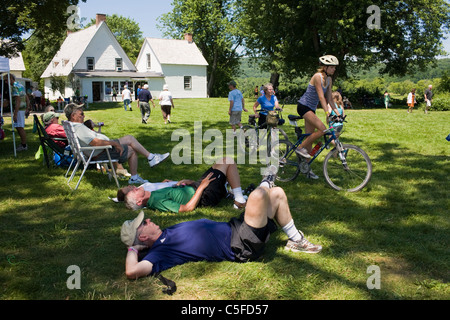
[0,98,448,300]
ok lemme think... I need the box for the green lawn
[0,99,448,300]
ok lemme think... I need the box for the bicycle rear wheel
[271,139,300,182]
[323,144,372,192]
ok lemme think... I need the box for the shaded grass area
[0,100,449,300]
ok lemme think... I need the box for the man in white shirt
[64,103,170,184]
[122,85,132,111]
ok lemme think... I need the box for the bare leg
[118,135,150,158]
[212,157,241,189]
[298,112,326,152]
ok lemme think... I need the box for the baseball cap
[121,211,145,246]
[43,111,60,123]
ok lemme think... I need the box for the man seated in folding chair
[64,103,170,185]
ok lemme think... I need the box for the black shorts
[228,213,278,262]
[191,168,227,207]
[297,103,315,117]
[93,139,128,164]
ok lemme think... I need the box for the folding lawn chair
[33,115,72,168]
[62,121,120,191]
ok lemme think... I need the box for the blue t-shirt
[257,95,278,115]
[143,219,235,274]
[228,89,244,111]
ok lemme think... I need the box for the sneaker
[116,168,132,177]
[129,107,132,111]
[295,147,311,159]
[142,119,147,124]
[233,200,247,209]
[16,145,28,152]
[306,169,319,180]
[128,175,148,185]
[260,165,278,188]
[285,231,322,254]
[148,153,170,168]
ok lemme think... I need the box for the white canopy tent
[0,56,17,157]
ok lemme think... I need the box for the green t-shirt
[146,186,196,213]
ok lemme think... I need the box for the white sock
[259,181,270,189]
[282,219,302,241]
[232,187,246,203]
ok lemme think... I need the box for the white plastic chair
[62,121,120,190]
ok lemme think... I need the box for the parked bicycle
[271,114,372,192]
[239,108,288,157]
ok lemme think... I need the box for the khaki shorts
[229,111,242,125]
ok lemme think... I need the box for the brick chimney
[96,13,107,27]
[184,33,193,43]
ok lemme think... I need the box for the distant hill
[237,57,450,82]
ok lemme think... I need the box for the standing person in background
[137,84,155,124]
[228,80,247,135]
[384,91,390,109]
[9,74,31,152]
[122,85,132,111]
[252,83,279,127]
[424,85,433,114]
[158,85,174,124]
[407,88,417,113]
[31,87,43,111]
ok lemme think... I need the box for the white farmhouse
[135,34,208,99]
[41,14,208,103]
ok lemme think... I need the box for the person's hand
[13,113,17,123]
[112,141,124,156]
[243,108,248,112]
[255,113,260,118]
[199,172,216,190]
[228,110,231,116]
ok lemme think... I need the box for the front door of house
[92,82,102,101]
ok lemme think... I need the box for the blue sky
[77,0,449,57]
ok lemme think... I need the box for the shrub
[419,92,450,111]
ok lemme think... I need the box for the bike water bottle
[310,142,322,156]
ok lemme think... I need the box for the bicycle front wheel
[271,139,300,182]
[239,125,258,155]
[323,144,372,192]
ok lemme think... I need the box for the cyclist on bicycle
[252,83,280,127]
[295,55,342,179]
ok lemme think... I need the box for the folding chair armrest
[80,145,113,151]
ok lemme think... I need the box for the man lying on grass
[121,171,322,280]
[122,157,247,213]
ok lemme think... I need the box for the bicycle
[271,114,372,192]
[239,108,289,157]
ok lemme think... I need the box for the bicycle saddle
[288,115,303,121]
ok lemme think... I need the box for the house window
[146,54,151,69]
[184,76,192,90]
[87,57,95,71]
[105,82,112,95]
[116,58,123,71]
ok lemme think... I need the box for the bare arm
[125,247,153,280]
[313,74,338,114]
[178,173,215,212]
[90,138,123,155]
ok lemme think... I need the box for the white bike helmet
[319,55,339,66]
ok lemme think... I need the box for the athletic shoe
[285,231,322,253]
[306,169,319,180]
[295,147,311,159]
[148,153,170,168]
[142,119,147,124]
[260,165,278,188]
[116,168,132,177]
[16,145,28,152]
[233,200,247,210]
[129,107,132,111]
[128,175,148,185]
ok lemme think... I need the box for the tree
[86,14,144,64]
[158,0,244,97]
[241,0,450,83]
[0,0,86,58]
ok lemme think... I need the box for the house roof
[41,21,136,78]
[145,38,208,66]
[9,52,26,71]
[74,70,163,79]
[41,24,98,78]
